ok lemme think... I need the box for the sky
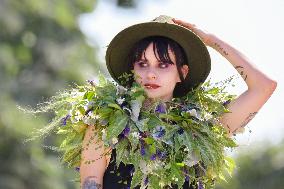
[78,0,284,149]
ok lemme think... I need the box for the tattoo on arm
[235,65,248,81]
[232,112,258,134]
[213,42,229,56]
[240,112,257,127]
[83,176,102,189]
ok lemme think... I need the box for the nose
[146,70,157,80]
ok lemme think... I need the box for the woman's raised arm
[173,18,277,136]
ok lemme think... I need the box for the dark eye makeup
[134,60,173,69]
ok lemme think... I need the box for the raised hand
[172,18,215,47]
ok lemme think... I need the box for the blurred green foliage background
[0,0,283,189]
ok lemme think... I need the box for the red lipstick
[144,83,160,89]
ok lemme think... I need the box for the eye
[159,62,170,69]
[135,61,148,68]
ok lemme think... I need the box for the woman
[80,15,277,189]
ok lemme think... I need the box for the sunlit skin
[133,42,189,102]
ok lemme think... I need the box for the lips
[144,83,161,89]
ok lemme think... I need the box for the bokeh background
[0,0,283,188]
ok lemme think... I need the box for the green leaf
[130,169,143,189]
[169,161,184,188]
[108,103,122,110]
[149,174,161,189]
[106,110,128,140]
[144,137,154,145]
[116,138,130,167]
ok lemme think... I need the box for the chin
[145,92,172,101]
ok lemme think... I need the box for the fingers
[172,18,196,29]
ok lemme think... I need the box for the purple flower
[181,105,189,112]
[156,149,167,160]
[87,79,96,86]
[183,168,190,182]
[198,181,204,189]
[144,177,149,185]
[75,167,80,172]
[222,99,231,107]
[61,114,71,126]
[140,141,146,156]
[155,103,167,114]
[122,126,131,136]
[185,176,190,182]
[150,154,156,160]
[153,126,165,139]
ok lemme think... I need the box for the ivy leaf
[106,110,128,141]
[116,138,130,167]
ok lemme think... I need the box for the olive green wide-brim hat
[105,15,211,97]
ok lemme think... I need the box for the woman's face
[133,42,188,101]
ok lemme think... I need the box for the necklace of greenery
[28,73,238,189]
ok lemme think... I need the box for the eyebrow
[136,58,174,64]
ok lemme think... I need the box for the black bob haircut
[127,36,189,97]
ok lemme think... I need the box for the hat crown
[152,15,174,24]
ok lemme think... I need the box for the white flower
[84,101,94,111]
[88,111,100,120]
[187,108,201,119]
[74,110,83,121]
[116,97,125,105]
[102,129,106,141]
[204,112,213,120]
[131,131,140,139]
[111,137,118,145]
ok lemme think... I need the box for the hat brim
[106,21,211,97]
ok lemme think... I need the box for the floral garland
[28,73,239,189]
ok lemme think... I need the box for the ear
[181,65,189,79]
